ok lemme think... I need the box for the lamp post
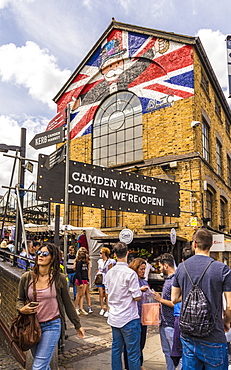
[0,127,26,253]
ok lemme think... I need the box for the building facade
[50,21,231,264]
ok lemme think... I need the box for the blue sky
[0,0,231,195]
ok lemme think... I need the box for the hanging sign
[170,228,176,245]
[37,155,180,216]
[119,229,134,244]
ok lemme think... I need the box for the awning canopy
[91,233,187,244]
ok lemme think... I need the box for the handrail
[0,248,34,270]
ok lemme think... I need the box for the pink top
[28,282,60,323]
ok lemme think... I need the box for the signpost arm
[63,104,70,273]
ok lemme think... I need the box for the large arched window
[93,91,142,167]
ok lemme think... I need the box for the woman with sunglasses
[16,243,84,369]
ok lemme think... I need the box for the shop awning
[90,233,187,244]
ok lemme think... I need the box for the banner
[37,155,180,216]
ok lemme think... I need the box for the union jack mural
[47,29,194,139]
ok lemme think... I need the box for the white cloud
[0,114,53,193]
[196,29,228,95]
[0,41,71,109]
[0,0,34,9]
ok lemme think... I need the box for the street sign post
[29,126,65,150]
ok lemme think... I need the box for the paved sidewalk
[59,291,165,369]
[0,291,165,369]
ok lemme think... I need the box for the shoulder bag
[10,274,42,351]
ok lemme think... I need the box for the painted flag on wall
[226,35,231,98]
[49,29,194,139]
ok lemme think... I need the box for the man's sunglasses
[36,251,50,257]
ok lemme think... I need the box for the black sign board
[44,146,65,170]
[37,155,180,216]
[29,126,64,150]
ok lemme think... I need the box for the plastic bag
[141,302,160,325]
[141,289,160,325]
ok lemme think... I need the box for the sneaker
[88,307,93,314]
[99,309,105,316]
[104,311,109,318]
[80,308,88,315]
[76,308,80,315]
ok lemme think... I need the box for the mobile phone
[29,302,39,307]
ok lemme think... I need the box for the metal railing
[0,248,34,270]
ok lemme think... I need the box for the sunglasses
[36,250,50,257]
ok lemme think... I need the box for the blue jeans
[68,272,77,298]
[31,318,61,370]
[111,319,141,370]
[159,325,177,370]
[181,336,228,370]
[124,324,147,368]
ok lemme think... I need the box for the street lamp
[0,128,26,253]
[0,144,21,153]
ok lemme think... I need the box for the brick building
[49,20,231,264]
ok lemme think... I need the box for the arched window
[93,91,142,167]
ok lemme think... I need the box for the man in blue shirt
[153,253,177,370]
[172,228,231,370]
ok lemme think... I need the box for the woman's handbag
[10,275,42,351]
[94,273,103,285]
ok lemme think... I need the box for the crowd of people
[11,228,231,369]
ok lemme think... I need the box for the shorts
[96,284,105,288]
[75,279,89,286]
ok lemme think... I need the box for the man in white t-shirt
[143,256,155,280]
[105,242,142,370]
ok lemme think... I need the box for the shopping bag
[141,302,160,325]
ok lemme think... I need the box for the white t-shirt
[144,262,155,280]
[97,258,116,284]
[105,262,142,328]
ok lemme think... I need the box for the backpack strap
[183,259,214,287]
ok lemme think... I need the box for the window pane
[93,137,100,148]
[108,156,116,166]
[117,130,125,142]
[94,126,101,138]
[94,148,100,159]
[109,133,116,144]
[117,153,125,164]
[134,125,142,137]
[125,151,134,162]
[134,149,143,161]
[134,137,142,150]
[101,146,107,158]
[126,127,134,140]
[101,124,108,136]
[117,141,124,153]
[109,144,116,156]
